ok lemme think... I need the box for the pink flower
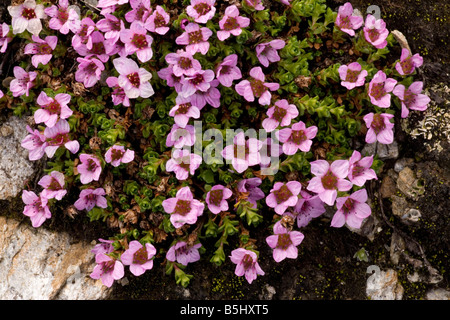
[217,5,250,41]
[215,54,242,87]
[347,150,377,187]
[7,0,46,35]
[392,81,430,118]
[38,171,66,200]
[363,112,394,145]
[44,0,81,34]
[255,40,285,68]
[71,17,95,48]
[120,240,156,276]
[280,0,292,5]
[96,13,125,44]
[74,188,108,211]
[76,154,102,184]
[22,190,52,228]
[145,5,170,35]
[331,189,371,229]
[0,23,12,53]
[180,69,215,98]
[335,2,363,36]
[162,186,205,228]
[157,65,185,93]
[293,190,326,228]
[259,137,283,169]
[338,62,368,90]
[206,184,233,214]
[262,99,299,132]
[186,0,216,24]
[75,57,105,88]
[266,181,301,215]
[105,145,135,167]
[97,0,128,15]
[24,35,58,68]
[91,238,114,255]
[169,96,201,128]
[43,119,80,158]
[120,21,154,62]
[368,70,397,109]
[166,241,202,266]
[166,149,202,180]
[90,253,124,288]
[21,125,47,161]
[277,121,318,155]
[166,124,196,149]
[237,177,265,209]
[266,222,304,262]
[221,131,262,173]
[113,57,154,99]
[106,76,131,107]
[34,91,72,128]
[395,48,423,76]
[235,67,279,105]
[76,31,112,63]
[165,49,202,77]
[244,0,264,11]
[306,159,352,206]
[10,66,36,97]
[363,14,389,49]
[229,248,264,284]
[125,0,152,23]
[189,79,221,109]
[175,22,212,55]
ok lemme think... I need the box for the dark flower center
[176,103,191,114]
[132,247,149,264]
[111,148,124,161]
[131,34,148,50]
[234,143,249,160]
[127,72,141,87]
[249,78,266,97]
[290,130,307,145]
[47,177,62,190]
[174,199,191,216]
[321,170,338,190]
[47,133,68,146]
[57,8,69,23]
[339,16,352,29]
[22,7,36,20]
[90,41,106,55]
[273,184,293,204]
[400,56,414,74]
[370,113,386,134]
[345,69,360,82]
[44,101,61,114]
[370,82,386,100]
[189,30,203,44]
[220,65,231,75]
[342,198,355,214]
[276,233,292,250]
[179,57,193,70]
[367,28,380,42]
[190,73,205,86]
[86,158,98,171]
[223,17,239,31]
[154,12,166,28]
[352,164,365,177]
[101,260,115,274]
[272,106,287,122]
[36,43,53,55]
[242,254,254,270]
[209,189,224,207]
[403,90,416,107]
[193,3,211,16]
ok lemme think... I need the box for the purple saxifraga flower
[237,177,265,209]
[166,241,202,266]
[91,238,114,255]
[255,39,285,68]
[186,0,216,24]
[215,54,242,87]
[24,35,58,68]
[34,91,72,128]
[165,49,202,77]
[96,13,125,44]
[121,240,157,276]
[113,57,154,99]
[157,65,184,93]
[347,150,377,187]
[105,145,135,167]
[229,248,264,284]
[71,17,95,48]
[331,189,371,229]
[120,21,154,63]
[189,79,221,109]
[38,171,67,200]
[166,124,196,149]
[266,181,301,215]
[335,2,363,36]
[307,159,353,206]
[363,14,389,49]
[166,148,202,180]
[162,186,205,229]
[277,121,318,155]
[169,96,201,128]
[338,62,368,90]
[44,0,81,35]
[90,253,124,288]
[10,66,36,97]
[75,57,105,88]
[392,81,430,118]
[106,76,131,107]
[244,0,264,11]
[8,0,46,36]
[206,184,233,214]
[259,137,283,169]
[0,23,12,53]
[180,69,215,98]
[21,125,47,161]
[217,5,250,41]
[76,154,102,185]
[293,190,326,228]
[43,119,80,158]
[176,22,212,55]
[221,131,262,174]
[262,99,299,132]
[96,0,128,15]
[22,190,52,228]
[145,5,170,35]
[395,48,423,76]
[363,112,394,145]
[74,188,107,212]
[125,0,152,23]
[266,222,304,262]
[368,70,397,109]
[235,67,279,106]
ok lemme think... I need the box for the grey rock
[426,288,450,300]
[366,267,404,300]
[361,141,399,160]
[397,167,425,200]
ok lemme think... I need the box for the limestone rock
[426,288,450,300]
[366,268,404,300]
[397,167,425,200]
